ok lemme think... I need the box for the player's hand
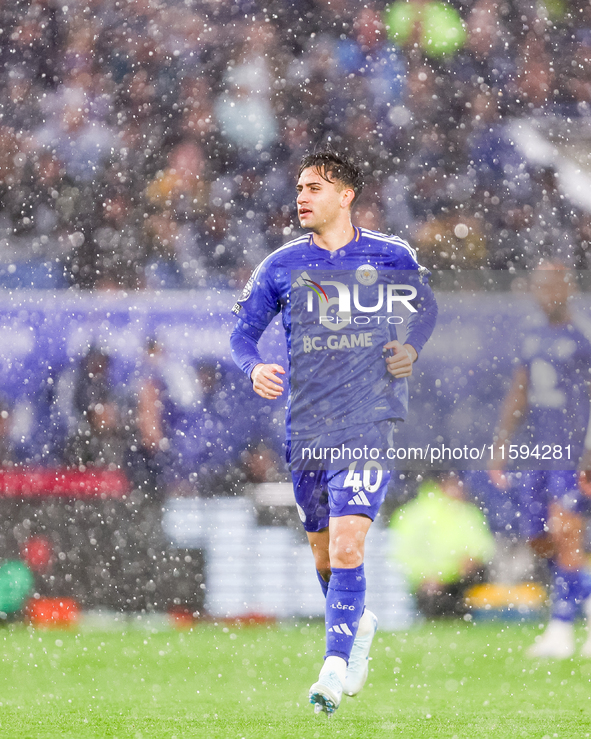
[383,341,417,378]
[579,470,591,497]
[251,363,286,399]
[488,468,508,490]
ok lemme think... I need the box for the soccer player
[230,151,437,713]
[489,262,591,658]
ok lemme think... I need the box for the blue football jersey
[518,318,591,459]
[231,227,437,440]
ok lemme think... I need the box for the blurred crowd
[0,342,285,497]
[1,0,591,291]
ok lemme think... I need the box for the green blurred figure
[384,1,466,59]
[0,561,34,619]
[390,473,495,617]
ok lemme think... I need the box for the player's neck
[311,221,356,252]
[548,306,570,324]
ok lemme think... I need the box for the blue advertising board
[0,280,588,476]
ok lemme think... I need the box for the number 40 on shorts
[344,461,384,493]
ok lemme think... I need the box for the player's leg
[529,503,587,658]
[325,513,372,663]
[306,528,331,595]
[306,522,377,695]
[518,471,570,658]
[329,513,378,694]
[527,472,591,658]
[548,502,591,657]
[291,468,344,714]
[309,458,389,711]
[309,513,372,713]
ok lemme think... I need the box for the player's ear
[341,187,355,209]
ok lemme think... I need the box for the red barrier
[27,597,80,627]
[0,468,130,498]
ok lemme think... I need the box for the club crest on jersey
[356,264,378,286]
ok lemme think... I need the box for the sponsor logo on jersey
[302,332,373,353]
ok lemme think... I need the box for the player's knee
[329,538,363,568]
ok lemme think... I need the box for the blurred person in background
[240,441,286,485]
[0,395,17,467]
[93,192,145,290]
[336,5,406,125]
[489,263,591,658]
[390,473,495,618]
[57,346,129,471]
[128,337,190,498]
[145,139,209,221]
[127,340,240,499]
[213,20,280,162]
[34,90,118,188]
[181,360,242,496]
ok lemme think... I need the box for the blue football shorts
[286,421,394,533]
[517,470,589,540]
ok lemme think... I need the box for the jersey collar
[307,226,361,255]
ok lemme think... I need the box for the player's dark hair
[298,151,364,204]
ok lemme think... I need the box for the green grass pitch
[1,619,591,738]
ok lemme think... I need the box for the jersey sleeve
[231,258,281,330]
[230,320,266,379]
[392,243,438,357]
[230,257,281,378]
[405,274,438,357]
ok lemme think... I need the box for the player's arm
[137,377,167,452]
[383,341,417,378]
[251,362,285,399]
[229,254,285,401]
[384,273,437,378]
[489,365,528,488]
[578,383,591,496]
[230,319,286,399]
[230,257,287,400]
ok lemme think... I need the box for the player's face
[530,266,571,320]
[296,167,351,232]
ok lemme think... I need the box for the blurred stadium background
[0,0,590,627]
